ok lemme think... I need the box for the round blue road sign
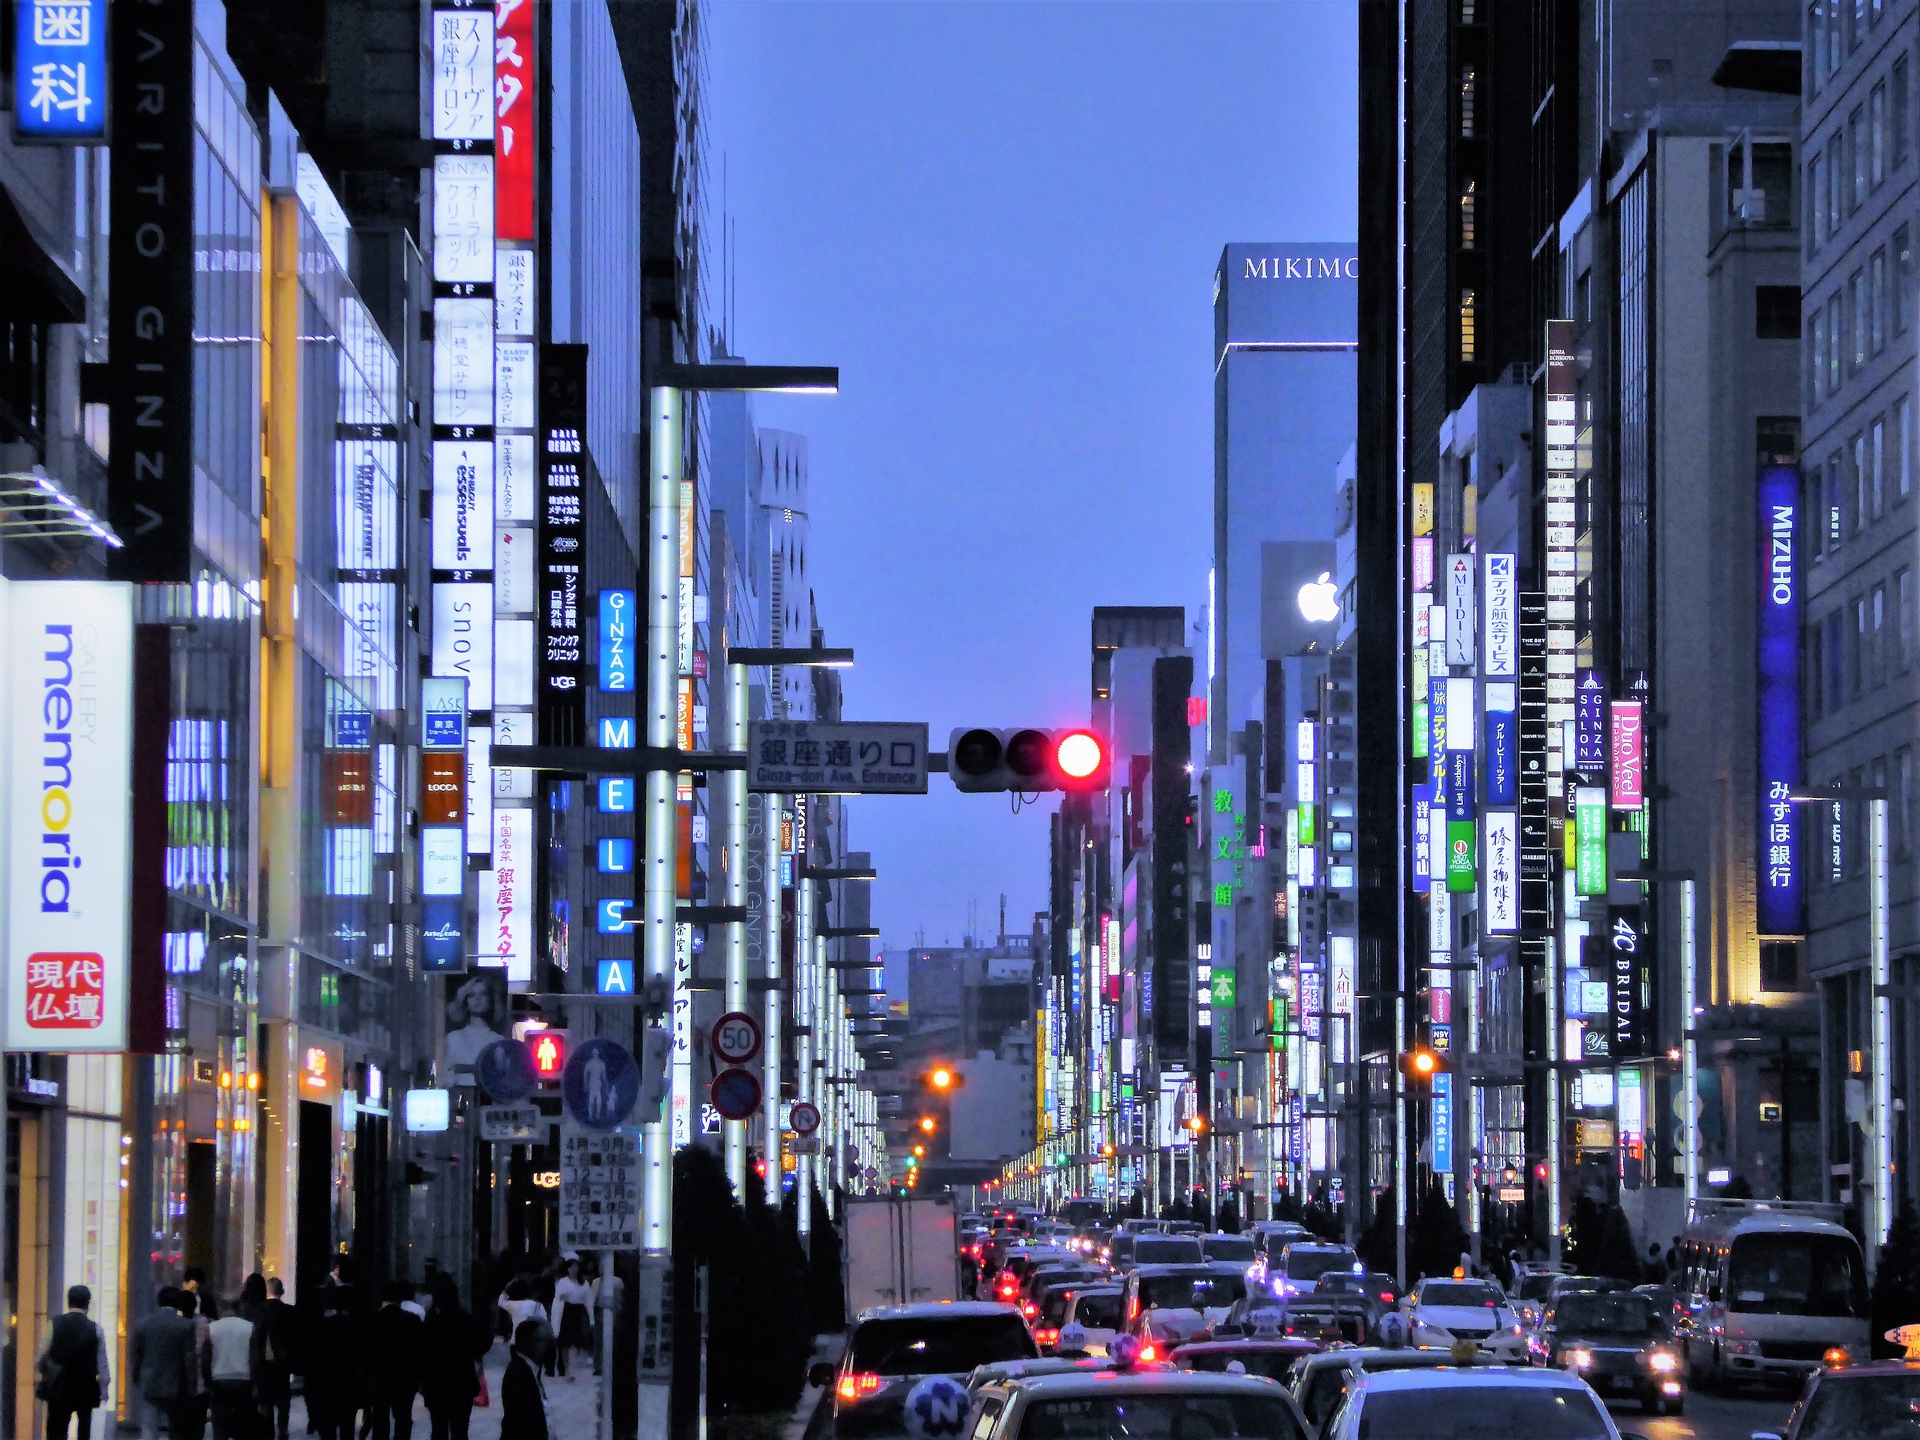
[475,1038,537,1101]
[561,1036,640,1131]
[709,1065,762,1121]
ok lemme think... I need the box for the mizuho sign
[4,582,134,1050]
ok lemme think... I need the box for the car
[1753,1358,1920,1440]
[1272,1242,1361,1297]
[1059,1285,1124,1357]
[1286,1345,1501,1435]
[1019,1262,1101,1313]
[1025,1272,1104,1341]
[1070,1224,1110,1259]
[1402,1277,1528,1364]
[989,1246,1078,1304]
[962,1356,1106,1397]
[1218,1290,1372,1347]
[1164,1220,1205,1234]
[1122,1263,1251,1349]
[1533,1289,1683,1415]
[966,1366,1312,1440]
[1509,1270,1559,1331]
[1320,1362,1631,1440]
[815,1301,1038,1439]
[1203,1231,1259,1265]
[1310,1271,1389,1328]
[1110,1231,1206,1275]
[1171,1337,1324,1380]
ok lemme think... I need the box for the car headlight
[1564,1348,1592,1369]
[1648,1352,1677,1373]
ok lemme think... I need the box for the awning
[0,183,85,324]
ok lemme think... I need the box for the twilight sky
[703,1,1356,961]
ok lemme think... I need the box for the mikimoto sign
[4,582,134,1050]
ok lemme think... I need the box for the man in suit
[363,1281,425,1440]
[129,1289,195,1440]
[41,1285,111,1440]
[499,1320,553,1440]
[252,1279,298,1440]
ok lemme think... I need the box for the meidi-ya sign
[13,0,107,142]
[4,582,135,1050]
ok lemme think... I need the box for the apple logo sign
[1297,571,1339,624]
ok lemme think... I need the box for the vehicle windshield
[1554,1294,1663,1337]
[1419,1283,1502,1308]
[1181,1349,1299,1380]
[1797,1373,1920,1440]
[1070,1293,1123,1330]
[1354,1386,1611,1440]
[1726,1233,1866,1317]
[1017,1393,1304,1440]
[1514,1276,1556,1301]
[1137,1239,1206,1264]
[1316,1274,1365,1294]
[847,1315,1037,1376]
[1042,1292,1073,1325]
[1140,1273,1249,1310]
[1284,1249,1357,1281]
[1205,1236,1257,1261]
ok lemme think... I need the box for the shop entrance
[295,1100,335,1297]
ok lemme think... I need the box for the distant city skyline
[704,2,1358,955]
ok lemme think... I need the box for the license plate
[1607,1376,1635,1392]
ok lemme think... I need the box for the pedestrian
[39,1285,111,1440]
[420,1276,486,1440]
[494,1279,540,1345]
[532,1266,559,1379]
[176,1290,209,1440]
[252,1280,297,1440]
[499,1321,552,1440]
[363,1281,424,1440]
[1666,1235,1682,1278]
[130,1288,196,1440]
[206,1297,255,1440]
[547,1260,593,1381]
[306,1261,362,1440]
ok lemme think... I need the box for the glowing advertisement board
[1756,463,1804,935]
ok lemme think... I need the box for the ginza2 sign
[6,582,135,1050]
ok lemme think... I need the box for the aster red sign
[495,0,535,241]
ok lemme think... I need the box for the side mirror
[808,1362,834,1390]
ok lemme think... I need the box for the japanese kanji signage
[7,582,134,1050]
[558,1123,641,1251]
[1756,462,1805,936]
[747,721,930,795]
[15,0,106,142]
[537,345,587,745]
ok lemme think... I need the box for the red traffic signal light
[527,1029,568,1081]
[1052,730,1107,790]
[947,727,1108,793]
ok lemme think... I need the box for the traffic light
[526,1028,569,1082]
[1399,1047,1446,1085]
[947,727,1109,793]
[922,1064,964,1092]
[919,1115,938,1134]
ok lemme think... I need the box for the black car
[814,1302,1037,1438]
[1537,1290,1685,1415]
[1757,1360,1920,1440]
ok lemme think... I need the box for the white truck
[845,1192,960,1312]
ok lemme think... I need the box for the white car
[1060,1285,1123,1357]
[969,1367,1310,1440]
[1271,1241,1361,1296]
[1123,1263,1249,1349]
[1404,1277,1530,1364]
[1323,1364,1627,1440]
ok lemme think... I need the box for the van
[1672,1198,1868,1392]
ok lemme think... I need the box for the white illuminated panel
[432,440,495,570]
[496,435,536,522]
[478,806,533,983]
[431,156,494,283]
[494,619,535,707]
[431,582,494,709]
[420,826,464,896]
[494,526,534,613]
[431,11,495,141]
[496,342,536,429]
[497,250,536,336]
[432,298,494,426]
[465,726,492,854]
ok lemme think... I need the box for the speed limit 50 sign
[710,1011,763,1065]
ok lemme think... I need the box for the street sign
[560,1037,640,1132]
[789,1100,821,1135]
[479,1102,542,1142]
[792,1136,822,1155]
[557,1121,640,1251]
[475,1038,538,1101]
[710,1010,763,1065]
[710,1066,762,1121]
[747,720,930,795]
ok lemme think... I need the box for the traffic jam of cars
[811,1196,1898,1440]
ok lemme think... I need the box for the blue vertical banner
[14,0,108,142]
[1447,750,1476,821]
[1757,462,1805,936]
[1485,708,1516,805]
[1574,669,1608,773]
[1411,784,1432,895]
[1429,674,1447,770]
[598,588,636,692]
[1432,1072,1454,1171]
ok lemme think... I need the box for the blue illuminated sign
[598,589,636,693]
[420,898,464,971]
[596,898,635,934]
[1446,751,1475,822]
[1757,462,1804,936]
[13,0,106,143]
[1410,784,1431,895]
[599,716,634,749]
[597,838,633,874]
[1432,1072,1453,1171]
[596,959,635,995]
[1484,709,1515,806]
[1574,670,1607,773]
[598,777,634,813]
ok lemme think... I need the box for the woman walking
[547,1260,594,1381]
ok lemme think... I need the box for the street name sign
[558,1122,640,1250]
[747,720,929,795]
[479,1102,542,1142]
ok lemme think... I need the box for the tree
[1407,1176,1468,1281]
[1872,1198,1920,1358]
[1190,1188,1213,1231]
[1358,1187,1398,1276]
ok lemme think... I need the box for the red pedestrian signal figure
[529,1029,567,1080]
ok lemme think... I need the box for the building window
[1807,154,1822,251]
[1851,270,1868,369]
[1873,415,1887,516]
[1829,610,1846,710]
[1758,285,1801,339]
[1829,291,1844,390]
[1459,181,1477,249]
[1853,595,1868,697]
[1460,0,1477,21]
[1872,246,1888,353]
[1809,624,1825,716]
[1459,289,1477,362]
[1874,582,1888,686]
[1899,395,1912,498]
[1897,566,1913,668]
[1896,54,1910,166]
[1850,0,1864,51]
[1873,80,1888,188]
[1897,226,1913,334]
[1829,451,1845,546]
[1829,130,1845,233]
[1808,467,1827,557]
[1811,306,1827,401]
[1460,67,1477,137]
[1899,746,1915,858]
[1854,431,1868,529]
[1760,942,1801,992]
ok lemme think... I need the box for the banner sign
[1483,552,1516,678]
[1447,555,1475,667]
[1575,785,1608,896]
[1485,699,1516,806]
[494,0,535,241]
[1484,810,1518,934]
[598,589,636,693]
[537,345,588,744]
[1756,463,1805,936]
[1610,700,1644,810]
[1411,784,1432,895]
[1574,669,1607,773]
[1608,906,1647,1057]
[15,0,109,141]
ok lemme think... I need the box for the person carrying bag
[39,1285,111,1440]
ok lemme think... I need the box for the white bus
[1672,1198,1868,1393]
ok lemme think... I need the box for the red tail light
[1021,1301,1038,1317]
[1036,1327,1058,1345]
[1139,1343,1158,1362]
[837,1373,883,1403]
[1127,1296,1140,1322]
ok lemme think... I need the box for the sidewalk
[286,1344,601,1440]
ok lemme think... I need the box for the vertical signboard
[1484,810,1518,934]
[538,346,588,745]
[1518,593,1551,929]
[7,582,135,1050]
[15,0,109,141]
[479,806,533,983]
[1574,669,1607,773]
[1432,1072,1454,1172]
[1575,785,1608,896]
[1446,751,1476,892]
[1411,784,1432,895]
[1484,689,1516,806]
[1610,701,1644,809]
[1756,463,1805,936]
[108,0,195,582]
[494,0,536,241]
[1608,906,1647,1057]
[1483,553,1516,679]
[599,589,636,693]
[1447,555,1475,667]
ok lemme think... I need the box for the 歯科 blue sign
[598,589,635,693]
[1757,463,1805,936]
[562,1037,639,1130]
[14,0,107,143]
